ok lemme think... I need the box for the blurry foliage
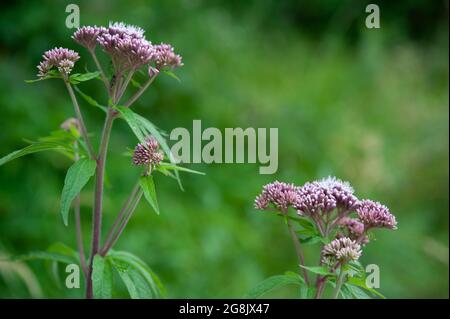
[0,0,448,298]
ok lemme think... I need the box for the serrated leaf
[92,255,113,299]
[108,250,165,298]
[139,175,159,215]
[346,277,386,299]
[245,274,304,298]
[60,159,96,226]
[344,283,371,299]
[0,142,72,167]
[299,265,333,276]
[70,71,100,83]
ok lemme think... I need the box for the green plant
[247,178,397,299]
[0,22,201,299]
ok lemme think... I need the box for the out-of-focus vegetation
[0,0,448,298]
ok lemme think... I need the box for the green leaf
[114,106,185,190]
[73,86,107,112]
[162,70,181,82]
[25,70,61,83]
[0,142,72,167]
[156,162,205,175]
[139,175,160,215]
[114,105,146,142]
[339,284,355,299]
[11,251,76,265]
[296,217,316,231]
[70,71,100,83]
[60,159,96,226]
[92,255,113,299]
[299,265,333,276]
[47,242,79,262]
[245,274,304,298]
[300,286,317,299]
[344,283,371,299]
[346,277,386,299]
[108,250,165,298]
[111,259,152,299]
[299,236,323,245]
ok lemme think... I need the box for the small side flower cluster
[37,47,80,77]
[254,176,397,266]
[322,237,362,264]
[132,136,163,167]
[254,181,300,211]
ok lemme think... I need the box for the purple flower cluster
[296,176,358,216]
[254,176,398,235]
[339,217,365,237]
[132,136,164,166]
[254,181,300,211]
[72,26,105,50]
[71,22,183,73]
[37,47,80,77]
[153,43,183,69]
[322,237,362,264]
[357,199,397,230]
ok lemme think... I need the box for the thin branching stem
[100,181,140,255]
[124,75,157,107]
[64,80,96,159]
[73,143,88,278]
[332,267,346,299]
[285,213,310,286]
[89,48,109,92]
[102,189,143,255]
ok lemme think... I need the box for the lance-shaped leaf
[60,158,96,226]
[139,175,160,215]
[92,255,113,299]
[0,142,72,167]
[245,273,305,298]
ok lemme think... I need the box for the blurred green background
[0,0,448,298]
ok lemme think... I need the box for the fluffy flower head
[132,136,164,166]
[153,43,183,69]
[322,237,362,264]
[72,26,105,50]
[37,47,79,77]
[357,199,397,230]
[254,181,300,211]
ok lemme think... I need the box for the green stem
[102,189,143,256]
[89,48,109,92]
[99,181,140,255]
[124,74,157,107]
[286,216,310,285]
[332,267,346,299]
[64,80,96,159]
[85,108,115,298]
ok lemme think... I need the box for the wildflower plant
[248,177,397,299]
[0,22,200,299]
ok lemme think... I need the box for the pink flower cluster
[254,176,398,236]
[132,136,164,166]
[37,47,80,77]
[73,22,183,72]
[322,237,362,264]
